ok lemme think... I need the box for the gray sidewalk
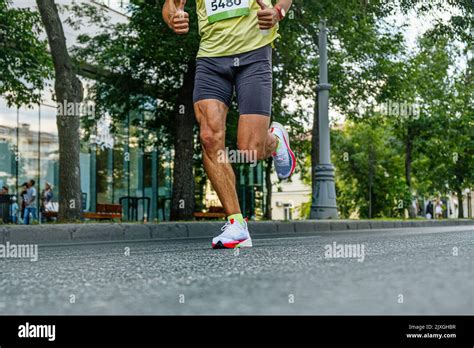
[1,219,473,245]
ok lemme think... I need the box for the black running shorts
[193,45,272,117]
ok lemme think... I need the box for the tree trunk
[36,0,83,221]
[405,126,416,218]
[457,189,464,218]
[170,61,196,220]
[265,157,272,220]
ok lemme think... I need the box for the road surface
[0,226,472,315]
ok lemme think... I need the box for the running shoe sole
[271,122,296,179]
[212,238,253,249]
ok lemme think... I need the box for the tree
[276,0,410,219]
[36,0,83,221]
[399,0,472,43]
[376,25,472,218]
[0,0,52,106]
[271,0,409,219]
[327,0,473,218]
[331,118,407,218]
[396,0,473,216]
[414,55,473,217]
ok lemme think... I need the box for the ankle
[228,213,245,226]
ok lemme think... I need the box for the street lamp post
[310,21,338,220]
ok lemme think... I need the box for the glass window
[128,112,143,198]
[80,152,91,211]
[157,149,172,221]
[18,104,40,210]
[96,147,110,204]
[0,98,18,193]
[39,104,59,202]
[113,121,128,203]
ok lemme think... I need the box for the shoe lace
[221,221,232,232]
[220,220,247,237]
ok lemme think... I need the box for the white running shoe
[212,218,253,249]
[270,122,296,180]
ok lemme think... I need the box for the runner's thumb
[256,0,267,10]
[177,0,186,11]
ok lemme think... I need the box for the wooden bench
[193,206,226,220]
[42,211,58,219]
[83,204,122,220]
[42,203,122,220]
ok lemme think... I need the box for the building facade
[0,97,176,221]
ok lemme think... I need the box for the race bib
[205,0,250,24]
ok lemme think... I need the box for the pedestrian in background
[41,182,54,222]
[10,196,19,224]
[20,182,28,223]
[0,185,8,195]
[426,200,433,219]
[435,199,443,219]
[23,179,37,224]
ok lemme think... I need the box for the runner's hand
[256,0,279,30]
[170,0,189,35]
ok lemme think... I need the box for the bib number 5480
[211,0,242,11]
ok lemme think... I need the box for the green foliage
[399,0,473,43]
[0,0,52,106]
[325,23,472,218]
[332,117,409,218]
[70,0,200,148]
[414,60,474,196]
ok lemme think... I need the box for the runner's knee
[200,129,224,153]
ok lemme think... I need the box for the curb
[0,219,473,245]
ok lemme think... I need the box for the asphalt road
[0,226,472,315]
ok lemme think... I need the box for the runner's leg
[235,45,296,180]
[194,99,241,216]
[237,115,278,160]
[237,116,296,180]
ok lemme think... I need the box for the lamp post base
[310,163,338,219]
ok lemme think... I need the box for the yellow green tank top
[196,0,279,58]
